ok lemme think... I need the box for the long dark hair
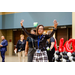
[36,25,44,35]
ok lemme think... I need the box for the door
[56,28,67,46]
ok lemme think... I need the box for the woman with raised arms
[20,20,58,62]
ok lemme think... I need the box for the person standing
[46,31,55,62]
[25,29,36,62]
[20,20,58,62]
[0,36,8,62]
[14,34,26,62]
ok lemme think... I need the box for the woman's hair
[20,34,24,38]
[36,25,44,35]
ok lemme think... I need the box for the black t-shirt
[27,37,35,48]
[16,39,26,52]
[46,37,55,49]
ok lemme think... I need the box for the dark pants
[1,51,5,62]
[28,48,36,62]
[47,47,55,62]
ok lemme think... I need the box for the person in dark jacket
[0,36,8,62]
[20,20,58,62]
[46,31,55,62]
[14,34,26,62]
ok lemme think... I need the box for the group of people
[0,19,58,62]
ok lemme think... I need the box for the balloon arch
[53,38,75,62]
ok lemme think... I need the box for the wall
[0,12,2,29]
[6,30,13,56]
[0,12,72,29]
[29,12,72,26]
[72,12,75,39]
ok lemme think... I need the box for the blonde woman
[14,34,26,62]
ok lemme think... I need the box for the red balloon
[58,38,64,52]
[65,39,74,53]
[54,39,57,51]
[72,39,75,52]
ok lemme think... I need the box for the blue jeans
[1,51,5,62]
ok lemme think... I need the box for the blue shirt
[0,39,8,51]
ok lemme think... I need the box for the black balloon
[56,51,60,55]
[66,60,71,62]
[73,57,75,61]
[56,58,61,62]
[72,52,75,57]
[62,52,67,55]
[58,55,62,59]
[63,55,69,60]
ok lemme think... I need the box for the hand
[0,45,3,47]
[20,20,24,27]
[14,49,17,53]
[50,48,52,51]
[25,52,28,56]
[53,20,58,29]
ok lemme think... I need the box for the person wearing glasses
[20,20,58,62]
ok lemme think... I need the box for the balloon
[56,58,61,62]
[72,52,75,57]
[72,60,75,62]
[67,52,72,57]
[54,39,57,51]
[66,60,71,62]
[72,39,75,52]
[60,52,62,55]
[73,57,75,61]
[56,51,60,55]
[62,59,66,62]
[69,56,73,61]
[58,55,62,59]
[63,55,69,60]
[55,54,58,59]
[55,61,57,62]
[58,38,64,52]
[62,52,67,55]
[65,39,74,53]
